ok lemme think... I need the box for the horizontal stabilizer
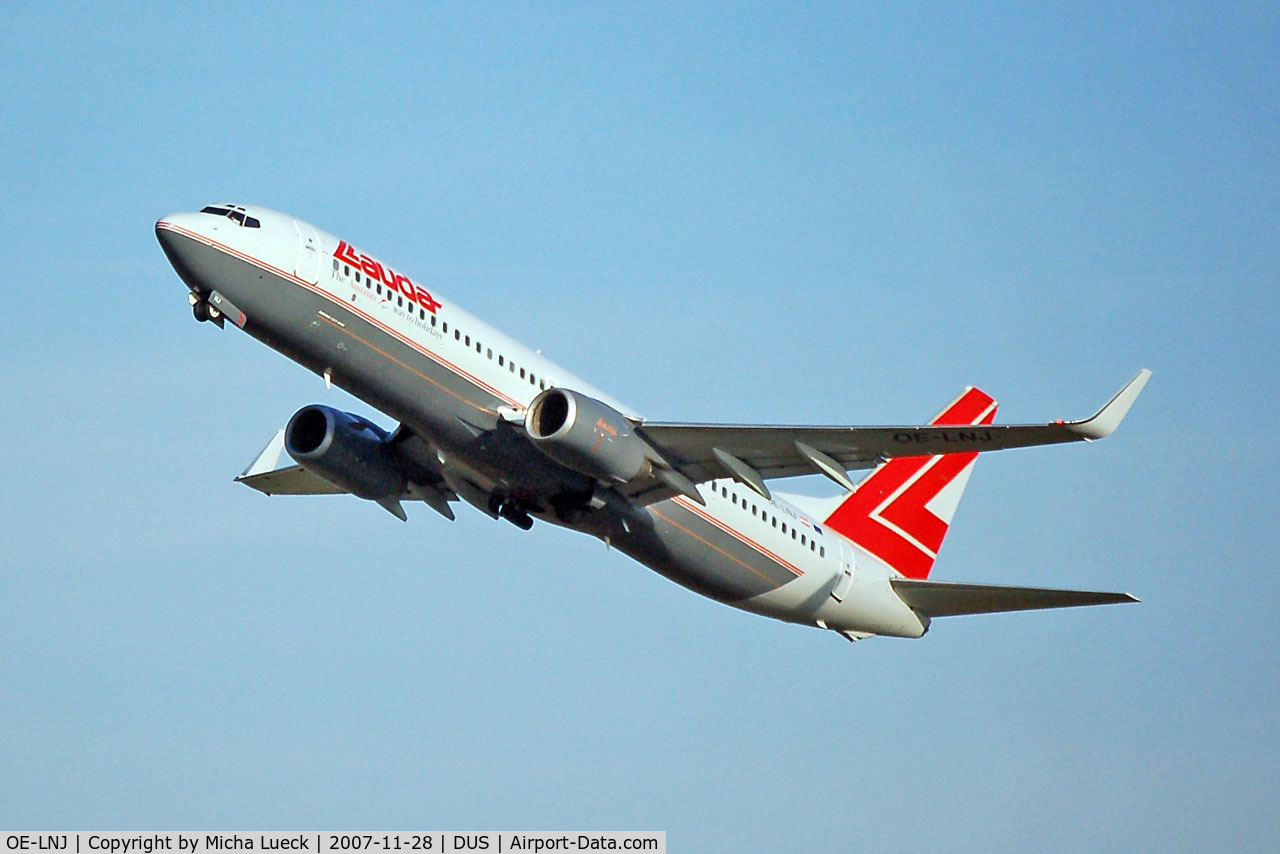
[891,578,1137,617]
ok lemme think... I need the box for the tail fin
[823,387,997,579]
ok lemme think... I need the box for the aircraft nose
[156,212,207,289]
[156,211,200,238]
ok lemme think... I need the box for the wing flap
[891,578,1138,617]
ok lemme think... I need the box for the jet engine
[284,405,407,501]
[526,388,651,484]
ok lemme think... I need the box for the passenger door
[294,221,320,284]
[830,538,855,602]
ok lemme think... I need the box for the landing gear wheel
[193,299,211,322]
[500,505,535,531]
[489,494,535,530]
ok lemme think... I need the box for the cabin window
[498,355,504,366]
[772,518,778,528]
[539,380,546,390]
[781,523,787,535]
[520,368,526,379]
[820,546,825,557]
[487,348,493,359]
[356,272,362,283]
[529,373,536,385]
[510,363,516,373]
[431,316,437,327]
[397,295,403,307]
[442,322,448,333]
[792,530,797,540]
[344,265,350,276]
[455,330,461,341]
[332,260,339,272]
[476,341,482,354]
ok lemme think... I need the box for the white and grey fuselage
[157,204,1145,641]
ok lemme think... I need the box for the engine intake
[526,388,651,484]
[284,405,406,501]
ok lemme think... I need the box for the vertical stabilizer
[823,387,997,578]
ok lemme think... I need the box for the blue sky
[2,1,1276,848]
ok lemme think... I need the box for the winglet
[1068,369,1152,440]
[238,429,288,479]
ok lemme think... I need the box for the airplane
[156,203,1149,642]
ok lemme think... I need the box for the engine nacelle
[526,388,651,484]
[284,405,406,501]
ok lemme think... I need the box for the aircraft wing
[234,428,457,520]
[624,370,1150,504]
[235,429,347,495]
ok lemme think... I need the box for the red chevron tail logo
[824,387,997,579]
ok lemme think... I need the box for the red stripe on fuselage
[671,495,805,578]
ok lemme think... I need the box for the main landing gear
[488,495,535,530]
[189,291,221,323]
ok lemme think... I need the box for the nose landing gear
[189,291,221,323]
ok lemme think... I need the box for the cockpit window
[199,204,260,228]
